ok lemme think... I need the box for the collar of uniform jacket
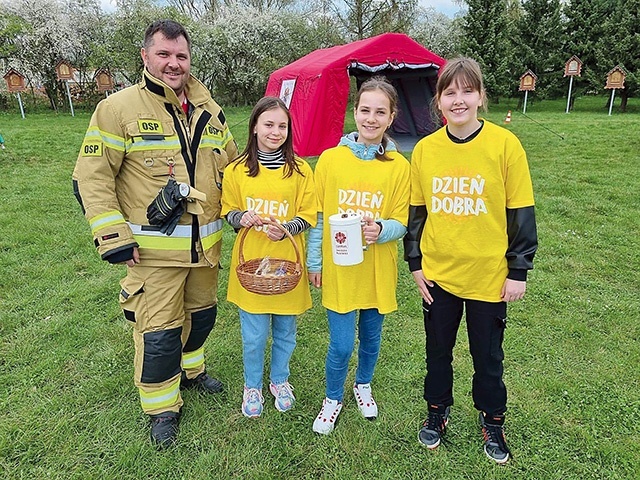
[140,68,212,108]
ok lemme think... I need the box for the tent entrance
[349,64,441,151]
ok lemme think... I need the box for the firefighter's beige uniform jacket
[73,69,238,267]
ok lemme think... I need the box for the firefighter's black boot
[149,411,180,449]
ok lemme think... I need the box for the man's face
[141,32,191,98]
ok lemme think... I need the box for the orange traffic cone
[504,110,512,124]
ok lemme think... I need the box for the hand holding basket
[236,219,302,295]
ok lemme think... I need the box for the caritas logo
[335,231,347,244]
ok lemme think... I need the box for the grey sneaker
[479,412,511,464]
[418,404,450,449]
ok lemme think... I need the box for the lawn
[0,95,638,479]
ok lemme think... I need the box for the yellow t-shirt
[410,120,535,302]
[221,158,317,314]
[315,147,410,314]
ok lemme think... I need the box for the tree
[517,0,565,98]
[408,6,463,59]
[197,6,343,105]
[369,0,418,37]
[329,0,417,40]
[65,0,109,99]
[562,0,614,104]
[595,0,639,111]
[166,0,302,17]
[104,0,172,85]
[166,0,218,18]
[235,0,301,12]
[459,0,520,101]
[195,9,288,104]
[0,8,27,64]
[5,0,79,110]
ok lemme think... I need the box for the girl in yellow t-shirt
[404,57,538,464]
[221,97,316,419]
[308,77,410,434]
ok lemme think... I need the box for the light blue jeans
[325,308,384,401]
[239,309,297,390]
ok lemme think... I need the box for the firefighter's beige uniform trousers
[119,264,219,415]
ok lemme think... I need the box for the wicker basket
[236,219,302,295]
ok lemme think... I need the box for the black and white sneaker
[418,404,450,449]
[479,412,511,464]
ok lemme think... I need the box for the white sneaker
[269,381,295,412]
[312,397,343,435]
[353,383,378,419]
[242,387,264,418]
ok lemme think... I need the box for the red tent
[265,33,446,157]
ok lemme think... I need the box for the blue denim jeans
[325,308,384,401]
[239,309,297,390]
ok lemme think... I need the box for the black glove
[159,201,185,235]
[147,178,187,235]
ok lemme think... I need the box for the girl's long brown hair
[234,96,302,178]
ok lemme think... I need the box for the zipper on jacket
[166,103,195,183]
[166,103,215,264]
[166,103,198,262]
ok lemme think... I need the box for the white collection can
[328,213,365,266]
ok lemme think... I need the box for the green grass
[0,95,639,479]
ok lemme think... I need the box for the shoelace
[276,383,293,399]
[482,423,511,454]
[318,401,339,420]
[356,387,375,404]
[425,411,447,433]
[151,415,178,428]
[354,386,375,403]
[245,389,261,404]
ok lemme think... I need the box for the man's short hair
[143,19,191,52]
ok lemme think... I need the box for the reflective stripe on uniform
[128,220,222,251]
[139,379,180,411]
[125,136,181,153]
[129,223,192,237]
[200,219,223,250]
[182,347,205,370]
[129,223,191,250]
[83,126,125,151]
[199,129,234,150]
[90,210,126,235]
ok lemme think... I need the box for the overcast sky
[100,0,462,17]
[100,0,115,11]
[422,0,461,17]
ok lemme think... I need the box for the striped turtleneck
[257,148,285,169]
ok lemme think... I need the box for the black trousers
[422,282,508,416]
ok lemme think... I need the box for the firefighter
[72,19,238,449]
